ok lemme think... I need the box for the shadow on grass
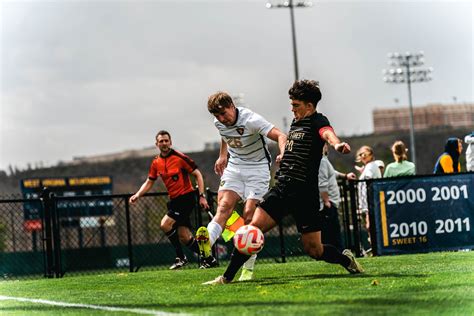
[245,272,430,286]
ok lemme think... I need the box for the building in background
[373,103,473,134]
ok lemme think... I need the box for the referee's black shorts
[259,184,322,234]
[166,190,196,228]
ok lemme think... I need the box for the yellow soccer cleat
[196,226,212,259]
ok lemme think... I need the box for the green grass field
[1,251,473,315]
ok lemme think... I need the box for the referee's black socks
[165,228,185,259]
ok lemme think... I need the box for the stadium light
[382,51,433,172]
[266,0,313,81]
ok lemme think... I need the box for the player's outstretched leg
[317,244,364,274]
[238,254,257,281]
[203,247,250,285]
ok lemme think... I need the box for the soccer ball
[233,225,264,255]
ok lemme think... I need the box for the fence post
[41,187,54,278]
[348,181,362,257]
[341,180,352,249]
[50,194,62,277]
[125,196,134,272]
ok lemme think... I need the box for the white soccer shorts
[219,165,270,201]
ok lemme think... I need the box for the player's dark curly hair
[288,79,322,107]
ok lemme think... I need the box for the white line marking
[0,295,191,316]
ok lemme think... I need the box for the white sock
[243,254,257,271]
[207,221,223,246]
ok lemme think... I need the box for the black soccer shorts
[166,190,196,228]
[259,184,323,234]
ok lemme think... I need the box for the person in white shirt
[355,145,381,248]
[319,143,356,250]
[197,91,286,280]
[464,132,474,172]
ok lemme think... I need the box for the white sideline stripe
[0,295,191,316]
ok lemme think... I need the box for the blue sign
[369,173,474,255]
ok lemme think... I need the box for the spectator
[434,138,462,174]
[356,146,382,214]
[465,132,474,172]
[374,160,385,177]
[384,140,416,177]
[355,145,381,253]
[319,143,356,251]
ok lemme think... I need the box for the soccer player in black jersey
[204,79,364,285]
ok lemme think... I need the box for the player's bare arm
[191,168,209,210]
[322,129,351,154]
[267,127,287,164]
[214,138,228,176]
[129,178,155,204]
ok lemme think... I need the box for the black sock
[165,228,184,259]
[320,244,351,267]
[223,248,250,281]
[185,237,200,255]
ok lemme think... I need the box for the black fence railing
[0,181,364,279]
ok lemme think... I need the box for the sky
[0,0,472,172]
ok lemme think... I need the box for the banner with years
[369,173,474,255]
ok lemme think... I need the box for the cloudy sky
[0,0,472,171]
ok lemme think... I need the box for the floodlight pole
[266,1,312,81]
[383,52,433,173]
[289,1,299,80]
[405,61,416,170]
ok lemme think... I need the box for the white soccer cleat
[202,275,230,285]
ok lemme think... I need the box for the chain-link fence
[0,181,365,279]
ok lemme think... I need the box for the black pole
[10,209,16,252]
[125,197,134,272]
[41,187,54,278]
[348,181,362,257]
[78,226,83,248]
[51,194,62,278]
[406,60,417,172]
[341,181,352,249]
[99,220,106,248]
[289,0,299,81]
[32,231,38,252]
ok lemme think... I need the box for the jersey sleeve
[247,111,274,136]
[176,151,198,173]
[148,159,159,180]
[316,114,333,139]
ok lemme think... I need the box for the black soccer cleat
[199,256,218,269]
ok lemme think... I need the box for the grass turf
[1,251,473,315]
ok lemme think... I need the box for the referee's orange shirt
[148,149,197,199]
